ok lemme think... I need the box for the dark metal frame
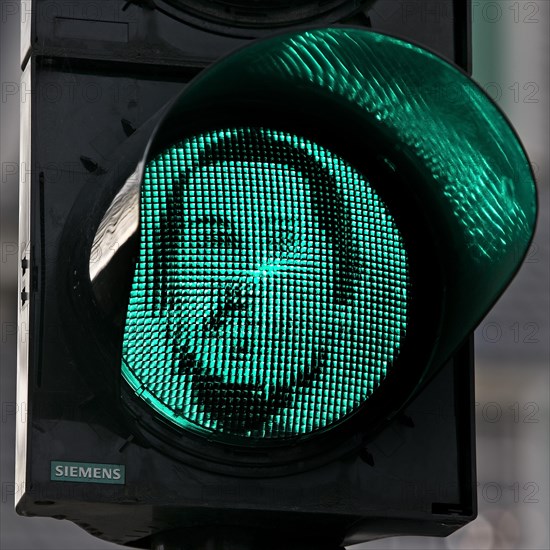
[16,1,475,548]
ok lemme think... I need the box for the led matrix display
[122,127,410,441]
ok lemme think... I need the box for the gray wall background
[1,1,548,548]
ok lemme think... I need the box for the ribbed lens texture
[122,128,409,441]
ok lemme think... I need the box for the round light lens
[122,127,410,442]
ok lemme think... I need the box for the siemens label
[51,461,125,484]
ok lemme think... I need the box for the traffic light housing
[16,1,537,548]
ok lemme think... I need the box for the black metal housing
[16,0,475,548]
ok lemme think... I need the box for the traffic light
[16,1,537,549]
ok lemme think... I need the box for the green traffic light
[122,127,409,441]
[118,26,536,444]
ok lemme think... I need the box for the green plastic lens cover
[122,128,409,440]
[175,28,537,370]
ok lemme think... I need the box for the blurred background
[1,1,548,548]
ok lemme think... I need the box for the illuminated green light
[122,127,409,441]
